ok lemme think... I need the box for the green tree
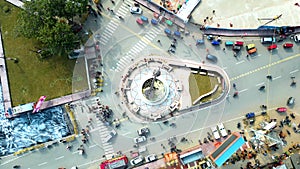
[17,0,88,56]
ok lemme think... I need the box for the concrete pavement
[191,0,300,29]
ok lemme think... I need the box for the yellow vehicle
[246,44,257,54]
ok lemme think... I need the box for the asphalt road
[2,0,300,168]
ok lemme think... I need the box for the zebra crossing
[96,120,115,159]
[98,0,133,46]
[114,25,164,72]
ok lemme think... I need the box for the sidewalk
[134,0,186,28]
[5,0,23,8]
[0,30,12,115]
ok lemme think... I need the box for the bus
[100,155,128,169]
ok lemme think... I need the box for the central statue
[142,68,167,102]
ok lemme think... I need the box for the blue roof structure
[214,136,245,167]
[180,148,204,165]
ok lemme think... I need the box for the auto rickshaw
[164,28,171,35]
[196,39,204,45]
[140,16,148,22]
[136,18,143,25]
[151,18,158,25]
[165,20,173,26]
[174,31,181,37]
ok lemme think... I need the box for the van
[217,123,228,137]
[261,37,276,43]
[211,126,220,140]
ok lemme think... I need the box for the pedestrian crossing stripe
[141,35,152,43]
[135,43,145,50]
[101,33,110,40]
[112,17,121,23]
[106,24,117,30]
[129,48,140,54]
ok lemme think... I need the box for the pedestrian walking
[223,48,225,51]
[157,40,161,43]
[99,3,104,8]
[107,7,110,11]
[111,0,115,5]
[110,9,114,14]
[212,10,215,14]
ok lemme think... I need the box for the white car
[211,126,220,140]
[133,136,147,143]
[103,130,117,143]
[169,101,180,112]
[130,6,142,14]
[145,154,157,163]
[130,155,144,166]
[294,34,300,42]
[217,123,228,137]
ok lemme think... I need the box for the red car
[283,43,293,48]
[276,107,287,113]
[235,41,244,46]
[268,44,277,50]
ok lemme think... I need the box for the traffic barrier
[65,135,76,142]
[65,104,79,135]
[13,143,45,156]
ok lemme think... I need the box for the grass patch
[0,1,88,106]
[188,73,221,103]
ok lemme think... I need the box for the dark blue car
[246,112,255,119]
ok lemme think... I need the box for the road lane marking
[77,158,104,168]
[290,69,299,74]
[230,53,300,81]
[122,132,131,135]
[273,75,282,80]
[38,162,48,166]
[239,89,248,93]
[89,145,97,148]
[55,156,64,160]
[256,82,265,86]
[236,60,245,65]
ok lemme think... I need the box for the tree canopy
[17,0,88,57]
